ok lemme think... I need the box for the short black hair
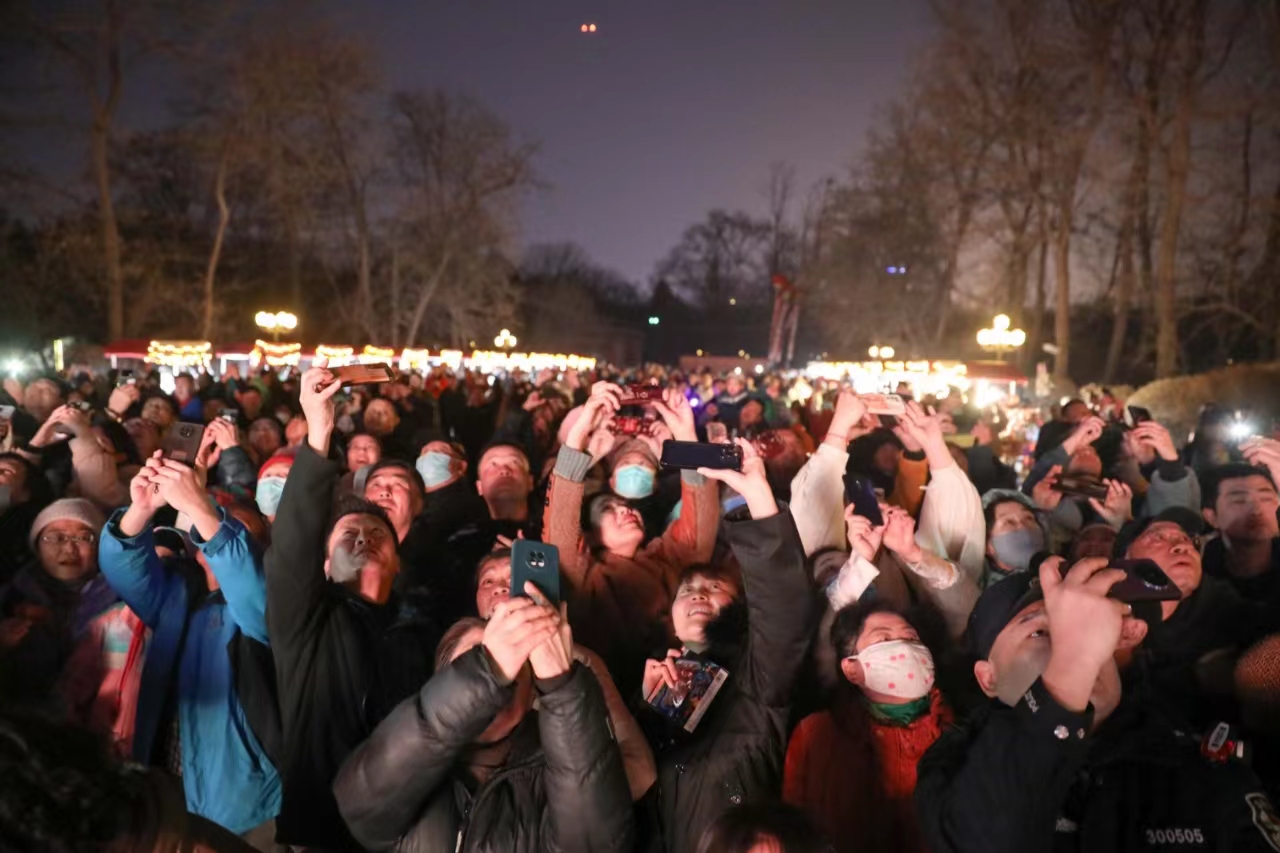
[676,562,742,597]
[478,441,530,469]
[434,617,488,672]
[830,598,913,661]
[324,495,396,547]
[983,494,1035,534]
[695,802,833,853]
[1202,463,1277,509]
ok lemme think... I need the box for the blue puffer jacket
[99,506,281,834]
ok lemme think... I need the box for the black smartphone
[844,473,884,527]
[660,440,743,471]
[1051,474,1109,501]
[1060,558,1181,604]
[160,422,206,465]
[218,408,240,424]
[116,370,136,388]
[1127,406,1153,426]
[511,540,561,607]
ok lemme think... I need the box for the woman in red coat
[784,600,953,853]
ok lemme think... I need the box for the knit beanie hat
[29,498,107,548]
[258,448,298,480]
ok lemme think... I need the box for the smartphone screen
[511,540,561,607]
[1127,406,1153,426]
[661,440,743,471]
[844,473,884,527]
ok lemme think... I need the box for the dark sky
[338,0,931,284]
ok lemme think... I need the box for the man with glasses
[0,498,112,701]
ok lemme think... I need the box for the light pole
[255,311,298,343]
[977,314,1026,361]
[494,328,517,352]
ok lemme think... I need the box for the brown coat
[543,448,719,695]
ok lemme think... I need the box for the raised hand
[1088,479,1133,529]
[1031,464,1064,512]
[880,505,923,564]
[525,584,574,680]
[1129,421,1178,463]
[1242,437,1280,485]
[1063,416,1106,457]
[698,438,777,519]
[482,596,562,683]
[1038,556,1128,712]
[565,383,621,452]
[299,358,341,454]
[844,503,885,563]
[107,383,141,419]
[652,388,696,442]
[119,452,169,536]
[826,390,868,446]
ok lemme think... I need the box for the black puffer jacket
[333,647,635,853]
[650,508,817,853]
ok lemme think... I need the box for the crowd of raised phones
[3,361,1280,853]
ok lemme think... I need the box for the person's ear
[974,659,999,699]
[1202,507,1217,528]
[1117,616,1149,651]
[322,557,332,578]
[985,536,997,559]
[476,479,486,497]
[840,656,865,687]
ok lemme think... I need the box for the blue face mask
[990,526,1046,573]
[416,451,455,489]
[614,465,656,499]
[255,476,287,517]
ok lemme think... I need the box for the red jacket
[784,689,952,853]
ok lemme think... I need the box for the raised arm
[544,384,622,591]
[702,440,817,708]
[652,387,717,569]
[334,646,513,850]
[788,390,869,556]
[265,363,343,665]
[97,456,176,628]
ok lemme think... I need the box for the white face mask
[852,639,935,700]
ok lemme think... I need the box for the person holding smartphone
[543,381,719,699]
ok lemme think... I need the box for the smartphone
[218,408,240,424]
[618,384,665,406]
[325,363,395,390]
[878,414,900,429]
[160,422,206,464]
[844,473,884,527]
[117,370,136,388]
[609,415,645,437]
[1051,474,1109,501]
[1061,558,1181,603]
[862,393,906,416]
[706,422,729,444]
[1125,405,1153,428]
[661,440,743,471]
[68,401,93,413]
[511,540,561,607]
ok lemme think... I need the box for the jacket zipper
[453,755,542,853]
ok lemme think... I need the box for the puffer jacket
[333,648,635,853]
[649,508,817,853]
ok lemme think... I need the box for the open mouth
[687,604,714,619]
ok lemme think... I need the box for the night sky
[337,0,931,283]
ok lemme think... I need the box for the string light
[250,340,302,368]
[146,340,212,369]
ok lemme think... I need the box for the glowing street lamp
[494,329,518,351]
[255,310,298,342]
[868,345,895,359]
[977,314,1026,361]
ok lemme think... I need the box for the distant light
[1231,421,1254,441]
[589,23,597,32]
[881,346,895,359]
[868,346,879,358]
[734,367,743,375]
[581,22,598,33]
[728,298,737,306]
[696,349,704,356]
[900,265,908,274]
[5,358,24,375]
[887,266,898,274]
[648,316,660,325]
[754,365,764,374]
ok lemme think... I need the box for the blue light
[886,266,897,274]
[648,316,660,325]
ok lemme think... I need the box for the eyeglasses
[40,532,96,548]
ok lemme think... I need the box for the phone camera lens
[1135,562,1167,589]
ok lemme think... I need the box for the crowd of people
[2,358,1280,853]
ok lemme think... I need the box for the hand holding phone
[321,363,395,391]
[844,473,884,527]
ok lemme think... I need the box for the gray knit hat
[29,498,107,548]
